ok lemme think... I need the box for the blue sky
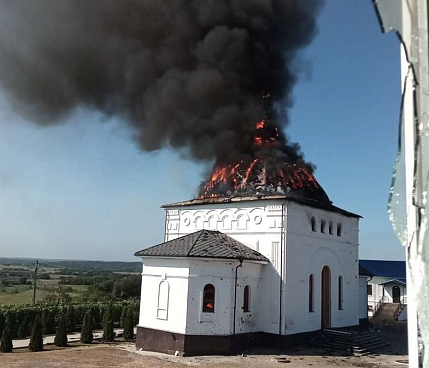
[0,1,404,261]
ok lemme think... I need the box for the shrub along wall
[0,301,139,338]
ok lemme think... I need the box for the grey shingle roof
[134,230,269,262]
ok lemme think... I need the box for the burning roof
[198,104,330,203]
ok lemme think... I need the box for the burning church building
[0,0,370,356]
[134,118,368,355]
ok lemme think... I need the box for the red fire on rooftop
[199,114,330,203]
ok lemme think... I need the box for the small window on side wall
[338,276,343,310]
[311,217,316,232]
[329,222,333,235]
[202,284,215,313]
[337,224,342,236]
[321,220,326,233]
[309,274,314,312]
[243,285,250,312]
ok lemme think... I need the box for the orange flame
[199,120,319,198]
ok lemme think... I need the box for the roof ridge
[187,229,205,256]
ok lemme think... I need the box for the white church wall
[165,199,285,335]
[235,261,265,334]
[186,259,234,335]
[164,199,285,267]
[359,277,369,320]
[164,198,360,336]
[283,202,359,335]
[185,259,265,335]
[138,258,190,334]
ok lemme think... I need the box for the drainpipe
[278,201,286,338]
[232,257,243,353]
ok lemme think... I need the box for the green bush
[80,311,93,344]
[54,311,67,347]
[29,315,43,352]
[0,325,13,353]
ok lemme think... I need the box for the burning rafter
[199,119,323,200]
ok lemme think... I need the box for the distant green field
[0,257,139,306]
[0,284,89,305]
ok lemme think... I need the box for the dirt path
[0,343,408,368]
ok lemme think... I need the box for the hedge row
[0,301,139,338]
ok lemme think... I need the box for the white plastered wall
[283,202,360,334]
[164,198,360,336]
[186,259,264,335]
[138,258,190,334]
[359,277,369,320]
[164,198,285,334]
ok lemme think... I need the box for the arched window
[321,220,326,233]
[157,281,169,320]
[202,284,215,313]
[337,224,342,236]
[338,276,343,310]
[329,222,333,235]
[309,274,314,312]
[243,285,250,312]
[311,217,316,232]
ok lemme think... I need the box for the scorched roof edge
[162,195,361,218]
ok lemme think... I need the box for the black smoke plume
[0,1,323,173]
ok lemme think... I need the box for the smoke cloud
[0,0,323,166]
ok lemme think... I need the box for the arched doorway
[321,266,331,329]
[392,286,401,303]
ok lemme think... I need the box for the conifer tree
[123,307,134,340]
[66,305,76,333]
[17,315,29,338]
[54,311,67,347]
[0,325,13,353]
[119,306,127,328]
[46,310,56,335]
[102,302,114,342]
[80,310,93,344]
[29,315,43,352]
[0,312,5,338]
[41,309,47,335]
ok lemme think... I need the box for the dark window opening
[243,285,250,312]
[337,224,342,236]
[309,274,314,312]
[202,284,215,313]
[367,284,373,296]
[329,222,333,235]
[311,217,316,232]
[321,220,326,233]
[338,276,343,310]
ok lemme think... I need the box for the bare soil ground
[0,322,408,368]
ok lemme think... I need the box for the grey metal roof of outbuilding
[134,230,269,262]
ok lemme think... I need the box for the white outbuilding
[135,195,364,355]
